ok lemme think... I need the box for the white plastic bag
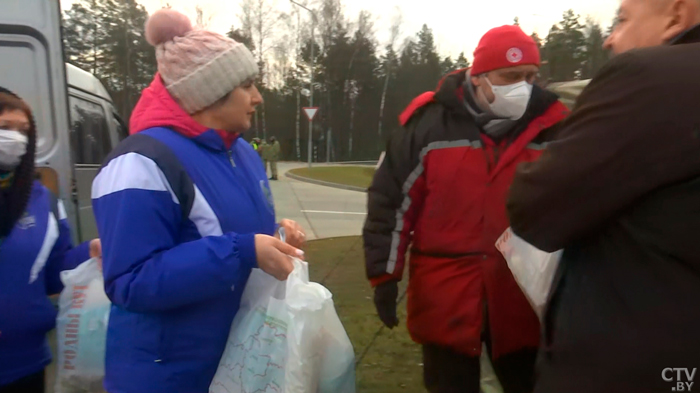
[495,228,562,319]
[480,343,503,393]
[55,258,110,393]
[210,258,356,393]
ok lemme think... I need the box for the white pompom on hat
[144,9,258,114]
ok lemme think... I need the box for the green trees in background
[63,2,613,161]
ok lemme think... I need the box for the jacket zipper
[226,147,268,225]
[227,150,236,168]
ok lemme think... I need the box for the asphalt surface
[269,162,368,240]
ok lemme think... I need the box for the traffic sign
[303,107,319,121]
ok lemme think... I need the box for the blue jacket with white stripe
[91,76,275,393]
[0,181,90,386]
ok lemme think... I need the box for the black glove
[373,280,399,329]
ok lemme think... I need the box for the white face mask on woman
[482,77,533,121]
[0,129,28,171]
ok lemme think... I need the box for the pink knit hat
[145,9,258,114]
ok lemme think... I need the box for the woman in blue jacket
[91,10,306,393]
[0,88,101,393]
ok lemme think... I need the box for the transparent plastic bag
[495,228,562,319]
[55,258,110,393]
[210,258,356,393]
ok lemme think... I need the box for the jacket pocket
[120,312,165,363]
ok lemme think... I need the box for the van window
[113,113,129,141]
[68,95,112,165]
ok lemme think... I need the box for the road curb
[285,171,368,193]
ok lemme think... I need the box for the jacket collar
[435,70,560,120]
[669,23,700,45]
[129,74,239,151]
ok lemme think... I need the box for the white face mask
[482,77,533,121]
[0,129,28,171]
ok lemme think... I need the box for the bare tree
[293,8,302,161]
[378,7,402,137]
[195,5,213,28]
[318,0,343,51]
[239,0,282,77]
[345,10,375,156]
[277,7,304,160]
[238,0,283,138]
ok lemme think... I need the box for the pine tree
[414,25,442,92]
[62,1,102,74]
[582,18,607,78]
[455,52,470,69]
[62,0,156,121]
[440,56,454,75]
[543,9,587,81]
[227,28,256,52]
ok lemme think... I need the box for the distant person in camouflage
[260,138,270,176]
[267,136,280,181]
[250,137,263,159]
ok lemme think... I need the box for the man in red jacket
[363,25,569,393]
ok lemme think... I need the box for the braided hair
[0,87,37,239]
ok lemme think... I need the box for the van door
[67,91,117,242]
[0,0,76,233]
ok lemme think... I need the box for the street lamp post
[290,0,316,168]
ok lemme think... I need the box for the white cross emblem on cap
[506,47,523,63]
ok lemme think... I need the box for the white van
[65,64,127,241]
[1,0,124,242]
[546,79,591,109]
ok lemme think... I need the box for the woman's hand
[255,234,304,281]
[90,239,102,269]
[276,219,306,248]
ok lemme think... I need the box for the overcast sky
[61,0,619,60]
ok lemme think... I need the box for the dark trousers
[0,370,45,393]
[423,343,537,393]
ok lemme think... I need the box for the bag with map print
[210,258,355,393]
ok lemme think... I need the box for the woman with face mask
[0,88,101,393]
[90,10,306,393]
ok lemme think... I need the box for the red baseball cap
[471,25,540,75]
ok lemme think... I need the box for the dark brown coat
[508,25,700,393]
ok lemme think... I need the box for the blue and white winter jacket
[0,181,90,386]
[91,75,276,393]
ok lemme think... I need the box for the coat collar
[669,23,700,45]
[129,74,240,151]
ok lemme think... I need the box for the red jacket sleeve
[363,106,434,287]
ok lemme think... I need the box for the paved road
[269,162,367,240]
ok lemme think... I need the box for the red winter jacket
[363,70,569,359]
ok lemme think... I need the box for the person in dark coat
[507,0,700,392]
[363,25,569,393]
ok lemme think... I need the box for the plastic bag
[210,258,356,393]
[55,258,110,393]
[479,343,503,393]
[495,228,562,319]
